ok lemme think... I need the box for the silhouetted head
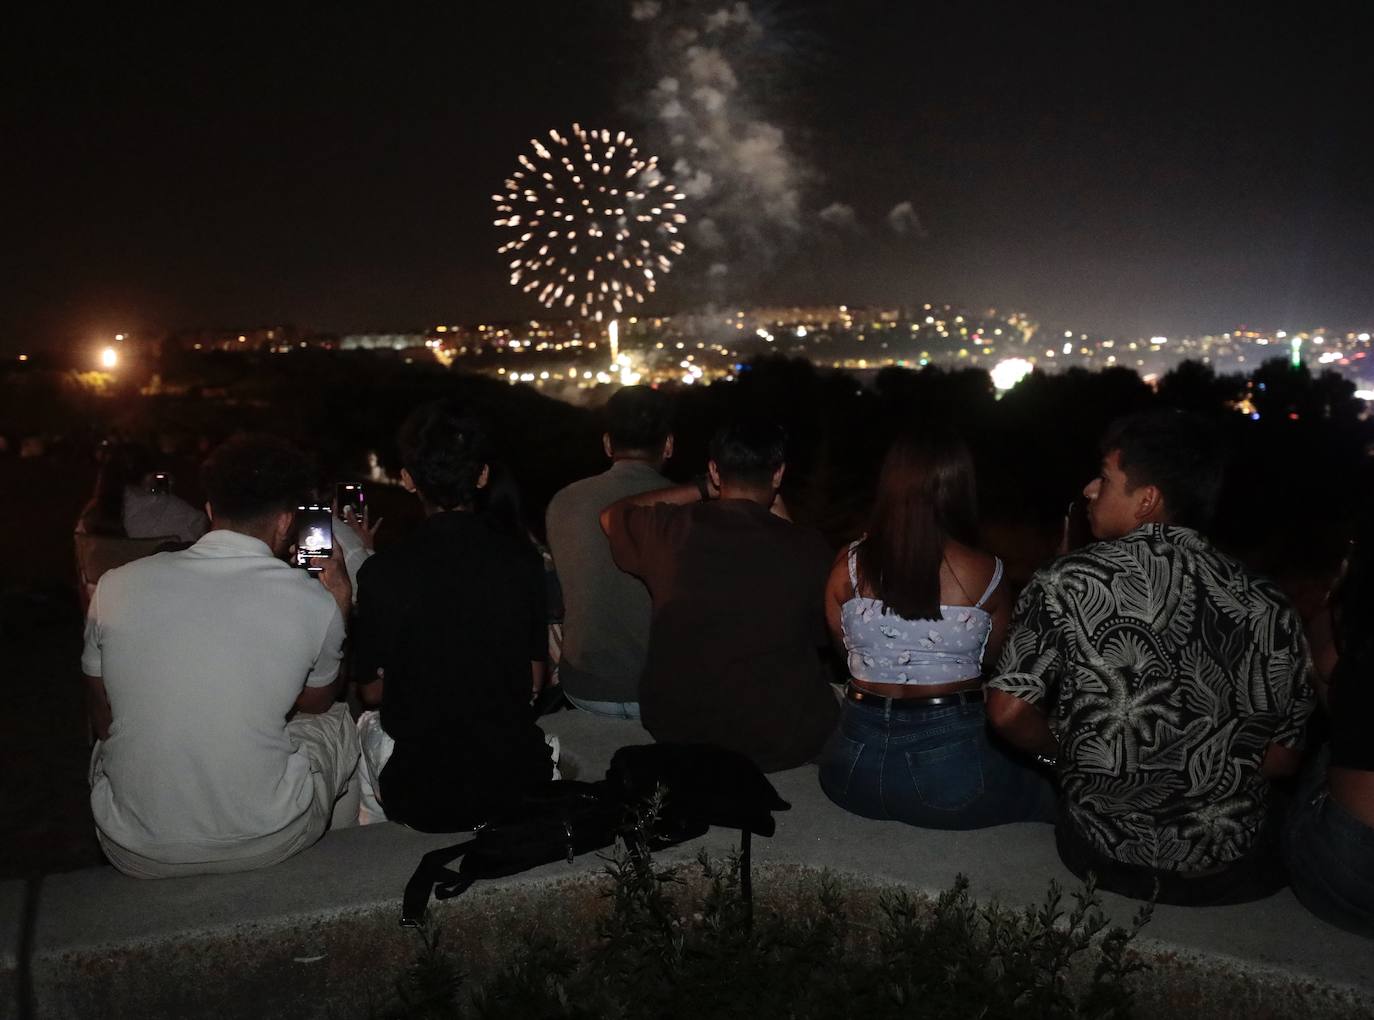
[200,434,315,552]
[1085,409,1222,539]
[857,428,979,620]
[603,385,673,464]
[82,441,158,536]
[397,400,491,512]
[707,418,787,497]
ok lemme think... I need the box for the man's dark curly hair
[1100,408,1224,530]
[398,400,491,510]
[200,434,315,524]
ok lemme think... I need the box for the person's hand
[315,541,352,616]
[344,506,384,551]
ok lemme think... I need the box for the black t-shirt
[607,499,838,772]
[354,510,551,830]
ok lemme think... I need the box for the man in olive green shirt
[545,386,673,719]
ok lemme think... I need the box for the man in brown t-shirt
[600,419,837,772]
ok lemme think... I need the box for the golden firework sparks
[494,125,687,322]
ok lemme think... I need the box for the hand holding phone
[335,482,366,522]
[295,505,333,573]
[1059,499,1093,554]
[313,538,352,616]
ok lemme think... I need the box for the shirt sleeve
[606,502,677,583]
[305,601,346,688]
[351,555,390,685]
[987,571,1067,709]
[80,579,103,677]
[1268,602,1317,748]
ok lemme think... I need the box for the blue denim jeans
[1283,749,1374,938]
[565,692,642,721]
[818,698,1056,830]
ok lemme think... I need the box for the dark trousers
[1282,748,1374,938]
[1055,810,1287,906]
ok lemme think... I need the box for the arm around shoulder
[600,482,701,535]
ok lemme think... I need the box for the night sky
[3,2,1371,352]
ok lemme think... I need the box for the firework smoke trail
[493,125,687,323]
[627,3,924,300]
[628,2,810,291]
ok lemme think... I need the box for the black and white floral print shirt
[990,524,1315,871]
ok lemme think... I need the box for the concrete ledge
[3,711,1371,1018]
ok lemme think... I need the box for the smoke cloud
[887,200,927,238]
[818,202,859,231]
[630,1,814,297]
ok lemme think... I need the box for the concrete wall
[3,711,1371,1019]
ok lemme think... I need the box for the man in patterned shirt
[987,410,1315,905]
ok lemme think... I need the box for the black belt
[845,683,984,711]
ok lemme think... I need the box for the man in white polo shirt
[82,435,361,878]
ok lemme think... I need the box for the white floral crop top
[840,540,1001,686]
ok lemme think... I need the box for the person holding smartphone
[81,435,360,877]
[77,441,208,543]
[351,401,554,832]
[987,410,1314,906]
[332,482,382,600]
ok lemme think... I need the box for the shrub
[373,812,1151,1020]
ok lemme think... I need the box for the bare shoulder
[826,545,854,596]
[943,540,1002,602]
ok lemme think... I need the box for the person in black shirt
[1284,539,1374,937]
[353,401,553,832]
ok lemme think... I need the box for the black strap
[401,838,475,926]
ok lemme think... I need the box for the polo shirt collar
[608,459,664,479]
[194,529,277,558]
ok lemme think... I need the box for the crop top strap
[974,557,1004,608]
[847,540,861,596]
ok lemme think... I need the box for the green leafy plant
[373,819,1152,1020]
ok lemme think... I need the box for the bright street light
[100,347,118,369]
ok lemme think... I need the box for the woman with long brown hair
[817,428,1054,828]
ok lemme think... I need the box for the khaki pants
[94,702,361,878]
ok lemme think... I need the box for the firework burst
[493,125,687,322]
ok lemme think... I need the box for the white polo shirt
[82,529,345,866]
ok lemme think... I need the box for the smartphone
[295,505,333,572]
[1064,498,1093,551]
[150,472,172,495]
[335,482,366,522]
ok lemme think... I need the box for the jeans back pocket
[906,737,985,812]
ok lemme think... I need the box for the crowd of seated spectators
[77,389,1371,939]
